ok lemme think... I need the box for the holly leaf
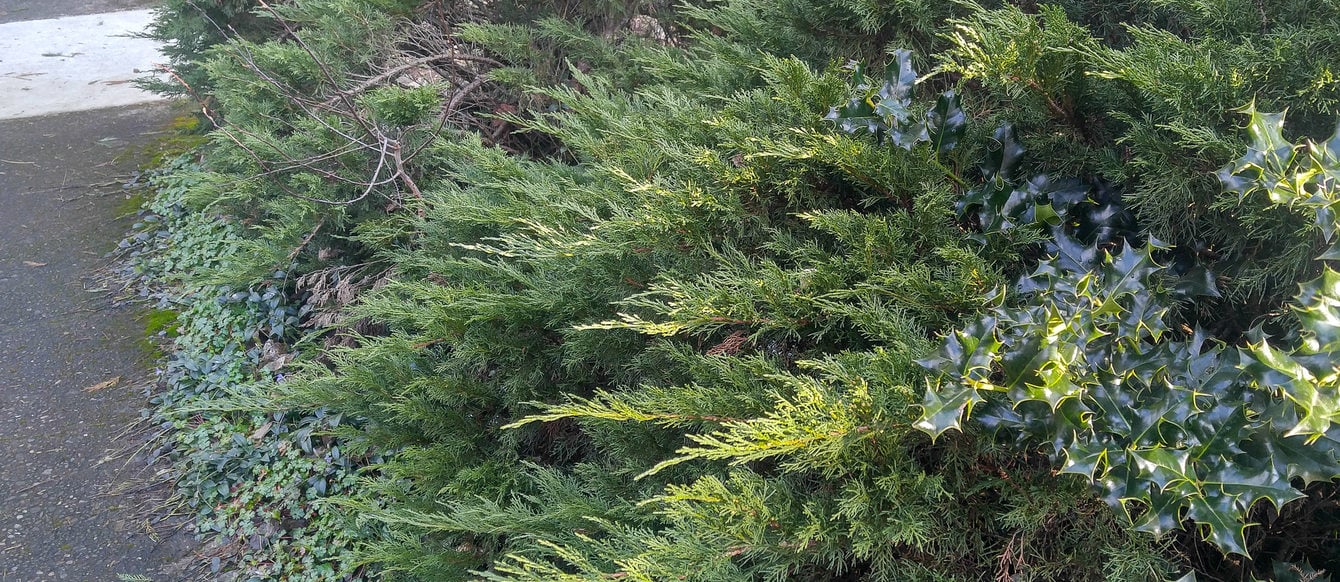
[1173,265,1222,299]
[1061,439,1107,478]
[1129,447,1195,489]
[917,319,1002,438]
[888,120,929,150]
[927,89,966,153]
[1208,464,1305,513]
[1129,489,1186,538]
[1320,240,1340,261]
[917,317,1001,382]
[880,48,917,103]
[1242,421,1340,485]
[1294,267,1340,353]
[982,123,1026,181]
[915,381,983,439]
[1047,227,1099,273]
[1043,177,1090,216]
[1185,494,1250,556]
[1242,106,1296,178]
[825,97,884,135]
[1102,240,1162,298]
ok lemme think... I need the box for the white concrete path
[0,8,165,120]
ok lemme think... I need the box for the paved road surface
[0,102,196,581]
[1,1,198,579]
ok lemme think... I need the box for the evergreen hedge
[141,0,1340,579]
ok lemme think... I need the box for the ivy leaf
[1185,494,1250,556]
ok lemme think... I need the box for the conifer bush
[141,0,1340,579]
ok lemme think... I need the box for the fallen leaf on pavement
[83,376,121,392]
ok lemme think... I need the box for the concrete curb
[0,9,166,120]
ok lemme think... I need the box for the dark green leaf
[927,90,965,153]
[1185,495,1249,556]
[982,123,1026,181]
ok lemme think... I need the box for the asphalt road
[0,103,196,580]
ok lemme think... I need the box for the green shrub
[141,0,1340,579]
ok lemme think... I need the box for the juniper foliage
[143,0,1340,578]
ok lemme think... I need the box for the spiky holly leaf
[829,51,946,151]
[1266,560,1330,582]
[1208,464,1305,513]
[1129,489,1186,538]
[1243,424,1340,485]
[1173,265,1222,298]
[1242,108,1296,181]
[1185,494,1249,556]
[917,317,1001,382]
[982,123,1026,181]
[1246,340,1340,437]
[920,108,1340,558]
[1046,227,1099,273]
[872,51,928,149]
[915,380,983,439]
[916,317,1004,437]
[879,48,917,103]
[1061,439,1107,478]
[1294,267,1340,353]
[1322,241,1340,260]
[824,97,884,135]
[1129,448,1195,490]
[927,89,965,153]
